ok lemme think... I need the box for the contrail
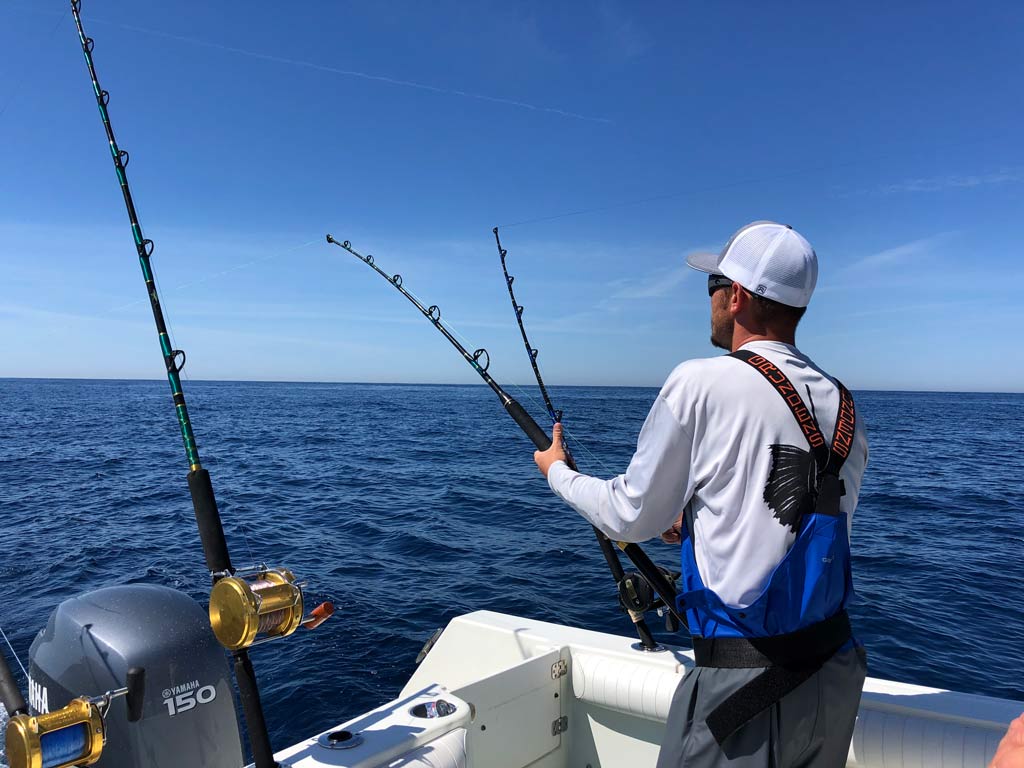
[90,17,613,125]
[106,239,320,315]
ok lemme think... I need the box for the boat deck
[272,611,1021,768]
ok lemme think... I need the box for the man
[534,221,869,767]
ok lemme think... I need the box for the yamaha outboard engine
[28,584,243,767]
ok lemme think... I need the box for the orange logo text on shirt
[744,355,826,449]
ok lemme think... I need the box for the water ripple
[0,381,1022,759]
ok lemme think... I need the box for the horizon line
[1,376,1021,396]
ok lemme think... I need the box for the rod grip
[504,398,551,450]
[0,649,27,717]
[233,651,278,768]
[187,469,233,574]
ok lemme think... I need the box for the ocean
[1,379,1022,763]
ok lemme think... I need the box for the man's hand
[661,514,685,544]
[534,423,567,478]
[991,713,1024,768]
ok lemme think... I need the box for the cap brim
[685,250,721,274]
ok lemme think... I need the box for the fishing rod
[493,227,667,648]
[325,234,686,632]
[492,228,561,426]
[70,4,330,766]
[1,647,27,720]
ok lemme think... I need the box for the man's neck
[731,329,795,352]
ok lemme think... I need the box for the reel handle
[125,667,145,723]
[93,667,146,722]
[302,602,334,630]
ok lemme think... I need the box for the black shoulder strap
[824,381,856,476]
[730,350,856,477]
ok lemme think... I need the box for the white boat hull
[273,611,1021,768]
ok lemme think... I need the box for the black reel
[617,568,682,632]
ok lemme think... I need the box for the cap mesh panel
[729,228,782,273]
[760,238,811,289]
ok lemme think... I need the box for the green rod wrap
[69,6,280,766]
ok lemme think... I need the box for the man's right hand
[534,423,567,478]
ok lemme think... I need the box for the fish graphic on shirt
[763,444,818,533]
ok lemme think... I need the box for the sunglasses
[707,274,732,297]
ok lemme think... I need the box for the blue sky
[1,1,1021,391]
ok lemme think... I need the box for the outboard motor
[27,584,243,767]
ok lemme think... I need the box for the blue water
[1,379,1022,762]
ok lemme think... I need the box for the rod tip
[325,234,334,243]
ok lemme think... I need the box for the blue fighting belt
[678,350,858,746]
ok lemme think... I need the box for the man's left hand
[534,423,567,477]
[661,515,685,544]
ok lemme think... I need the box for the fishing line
[12,238,320,372]
[496,138,1024,230]
[487,230,614,472]
[332,241,611,474]
[105,239,319,316]
[326,235,610,476]
[145,262,271,576]
[0,625,28,680]
[82,16,611,125]
[68,5,314,764]
[326,234,686,635]
[0,5,69,123]
[398,279,576,448]
[493,227,663,648]
[493,227,561,425]
[16,240,317,573]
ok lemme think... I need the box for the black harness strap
[731,350,856,517]
[731,350,829,458]
[697,610,852,745]
[686,351,858,746]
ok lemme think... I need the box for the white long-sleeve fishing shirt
[547,340,869,608]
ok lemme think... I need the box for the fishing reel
[209,566,334,651]
[617,569,682,632]
[4,668,144,768]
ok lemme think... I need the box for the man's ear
[729,282,746,316]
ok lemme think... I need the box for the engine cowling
[28,584,244,768]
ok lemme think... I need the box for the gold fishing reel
[209,567,305,651]
[5,699,104,768]
[4,668,144,768]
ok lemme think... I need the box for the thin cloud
[90,18,612,125]
[0,303,102,324]
[841,232,955,274]
[608,265,691,300]
[529,310,654,336]
[831,168,1022,199]
[843,299,983,320]
[880,170,1020,194]
[597,1,652,62]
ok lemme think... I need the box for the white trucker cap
[686,221,818,308]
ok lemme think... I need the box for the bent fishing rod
[493,228,667,647]
[325,235,685,631]
[71,4,331,766]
